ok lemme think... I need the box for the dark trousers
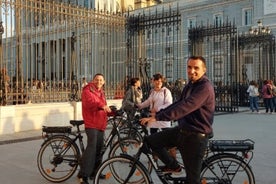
[150,127,169,134]
[263,98,273,113]
[79,128,104,178]
[147,126,208,184]
[272,96,276,112]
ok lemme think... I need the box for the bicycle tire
[94,154,152,184]
[119,126,144,141]
[37,135,80,183]
[201,153,255,184]
[108,138,153,173]
[107,126,144,149]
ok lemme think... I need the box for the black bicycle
[37,107,147,183]
[93,137,255,184]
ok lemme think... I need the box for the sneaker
[160,165,182,175]
[79,177,89,184]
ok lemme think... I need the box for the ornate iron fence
[126,5,183,100]
[0,0,127,105]
[188,20,276,111]
[0,1,275,113]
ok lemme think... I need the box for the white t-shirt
[247,85,259,97]
[139,87,173,128]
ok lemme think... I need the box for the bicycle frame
[110,138,255,184]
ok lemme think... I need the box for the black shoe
[89,173,106,180]
[77,172,81,179]
[79,177,89,184]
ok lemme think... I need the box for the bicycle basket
[209,139,254,152]
[42,126,72,133]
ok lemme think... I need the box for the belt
[179,129,207,138]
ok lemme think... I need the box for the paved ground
[0,108,276,184]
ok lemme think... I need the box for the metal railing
[0,0,127,105]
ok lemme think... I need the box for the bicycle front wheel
[108,138,153,174]
[201,153,255,184]
[94,155,152,184]
[37,135,80,183]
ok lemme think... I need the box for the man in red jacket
[78,73,111,184]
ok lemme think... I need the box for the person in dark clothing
[140,56,215,184]
[121,77,143,120]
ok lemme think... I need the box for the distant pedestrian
[81,77,88,89]
[262,80,273,114]
[247,80,259,113]
[269,80,276,113]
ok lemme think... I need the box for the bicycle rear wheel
[37,135,80,183]
[201,153,255,184]
[94,155,152,184]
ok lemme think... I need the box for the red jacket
[81,83,108,131]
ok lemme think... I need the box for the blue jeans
[146,126,208,184]
[79,128,104,177]
[249,96,259,112]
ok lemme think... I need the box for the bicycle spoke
[94,156,151,184]
[37,136,79,182]
[201,154,254,184]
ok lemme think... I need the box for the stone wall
[0,99,122,135]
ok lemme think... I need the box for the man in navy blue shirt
[140,56,215,184]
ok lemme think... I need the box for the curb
[0,136,42,145]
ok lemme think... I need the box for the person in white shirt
[137,73,173,134]
[246,80,259,113]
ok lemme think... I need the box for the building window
[214,58,224,79]
[84,0,88,8]
[244,56,253,64]
[214,41,221,51]
[187,17,196,29]
[146,30,152,39]
[165,47,172,54]
[243,8,252,26]
[213,13,223,27]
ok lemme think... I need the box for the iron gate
[0,1,275,112]
[188,20,276,112]
[126,6,183,100]
[0,0,127,105]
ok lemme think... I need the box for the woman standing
[269,80,276,113]
[121,77,143,119]
[262,80,273,114]
[247,80,259,113]
[137,73,173,134]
